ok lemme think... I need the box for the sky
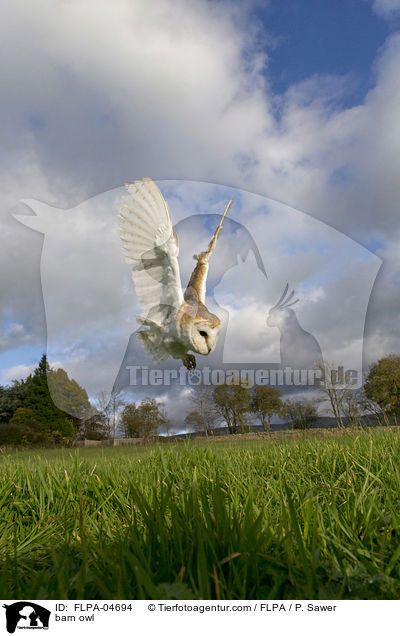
[1,0,400,425]
[254,0,394,103]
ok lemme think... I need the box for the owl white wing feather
[118,179,184,362]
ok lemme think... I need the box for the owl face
[177,300,222,356]
[190,319,221,355]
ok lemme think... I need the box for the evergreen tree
[23,354,75,438]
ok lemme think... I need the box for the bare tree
[341,389,364,428]
[188,384,220,436]
[317,362,352,428]
[162,413,173,437]
[94,390,124,440]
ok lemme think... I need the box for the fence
[73,438,144,447]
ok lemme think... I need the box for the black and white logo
[3,603,50,634]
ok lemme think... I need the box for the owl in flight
[118,178,233,369]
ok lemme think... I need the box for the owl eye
[199,330,208,338]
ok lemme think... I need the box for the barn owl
[118,178,233,369]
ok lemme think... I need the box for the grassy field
[1,428,400,600]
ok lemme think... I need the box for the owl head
[178,301,221,355]
[190,316,222,354]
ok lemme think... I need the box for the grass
[1,428,400,599]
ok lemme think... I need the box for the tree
[94,391,124,440]
[0,379,29,424]
[184,410,207,436]
[22,355,75,438]
[188,385,219,436]
[121,398,168,441]
[8,407,48,445]
[162,416,173,437]
[341,389,364,428]
[360,391,388,427]
[79,412,109,440]
[121,403,139,438]
[282,399,318,430]
[0,423,27,446]
[213,382,251,434]
[48,368,92,422]
[250,386,283,432]
[364,355,400,424]
[0,355,93,444]
[317,361,364,428]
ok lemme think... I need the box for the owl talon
[183,354,196,370]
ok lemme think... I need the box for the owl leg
[182,353,196,370]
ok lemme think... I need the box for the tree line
[183,355,400,435]
[0,353,399,446]
[0,354,170,446]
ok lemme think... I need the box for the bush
[3,407,69,446]
[0,423,29,445]
[282,399,318,430]
[364,354,400,422]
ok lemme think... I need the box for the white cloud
[1,0,400,394]
[372,0,400,17]
[1,363,35,384]
[0,322,34,352]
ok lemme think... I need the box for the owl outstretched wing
[118,178,184,362]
